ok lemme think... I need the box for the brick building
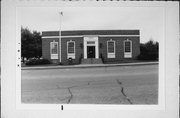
[42,30,140,65]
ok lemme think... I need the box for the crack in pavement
[87,81,91,85]
[116,79,133,104]
[58,96,70,101]
[56,85,77,104]
[56,82,92,104]
[67,88,73,103]
[23,82,92,104]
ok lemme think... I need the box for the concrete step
[92,58,103,64]
[81,58,91,64]
[81,58,103,64]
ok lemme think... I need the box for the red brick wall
[99,37,140,63]
[42,38,59,63]
[42,32,140,64]
[61,37,83,65]
[42,37,83,64]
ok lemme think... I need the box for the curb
[21,62,159,70]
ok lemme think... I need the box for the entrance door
[87,46,95,58]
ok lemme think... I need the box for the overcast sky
[19,7,164,43]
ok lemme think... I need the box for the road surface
[21,64,158,104]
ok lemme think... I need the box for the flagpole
[59,12,63,63]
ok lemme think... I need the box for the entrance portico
[84,36,99,59]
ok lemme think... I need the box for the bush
[25,59,51,65]
[138,40,158,61]
[137,54,158,60]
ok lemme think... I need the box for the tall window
[67,40,75,59]
[107,39,115,58]
[51,43,58,54]
[125,41,131,52]
[68,42,75,53]
[50,41,58,59]
[124,39,132,58]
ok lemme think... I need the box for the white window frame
[50,41,58,59]
[67,40,75,59]
[124,39,132,58]
[107,39,115,58]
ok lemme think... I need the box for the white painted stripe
[42,35,139,39]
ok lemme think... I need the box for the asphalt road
[21,64,158,104]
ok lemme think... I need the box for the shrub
[25,58,51,65]
[138,40,158,60]
[79,54,83,64]
[100,53,104,63]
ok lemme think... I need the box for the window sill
[107,53,115,58]
[124,53,132,58]
[67,53,75,59]
[51,54,58,59]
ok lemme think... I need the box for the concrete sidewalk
[21,61,159,70]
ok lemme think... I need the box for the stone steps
[81,58,103,64]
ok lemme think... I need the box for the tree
[21,27,42,62]
[138,40,159,60]
[32,31,42,59]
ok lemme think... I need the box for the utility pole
[59,11,63,64]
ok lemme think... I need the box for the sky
[19,7,164,43]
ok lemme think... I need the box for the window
[107,39,115,58]
[68,42,75,53]
[51,43,58,54]
[124,39,132,58]
[125,41,131,52]
[50,41,58,59]
[67,41,75,59]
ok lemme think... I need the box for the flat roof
[42,30,140,37]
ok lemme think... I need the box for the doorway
[87,46,95,58]
[84,36,99,59]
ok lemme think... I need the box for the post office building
[42,30,140,65]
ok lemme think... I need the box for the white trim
[50,41,58,59]
[42,35,139,39]
[84,37,87,59]
[67,40,75,59]
[124,39,132,58]
[99,35,139,37]
[42,36,83,39]
[84,36,99,59]
[87,41,95,46]
[51,54,58,59]
[107,39,115,58]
